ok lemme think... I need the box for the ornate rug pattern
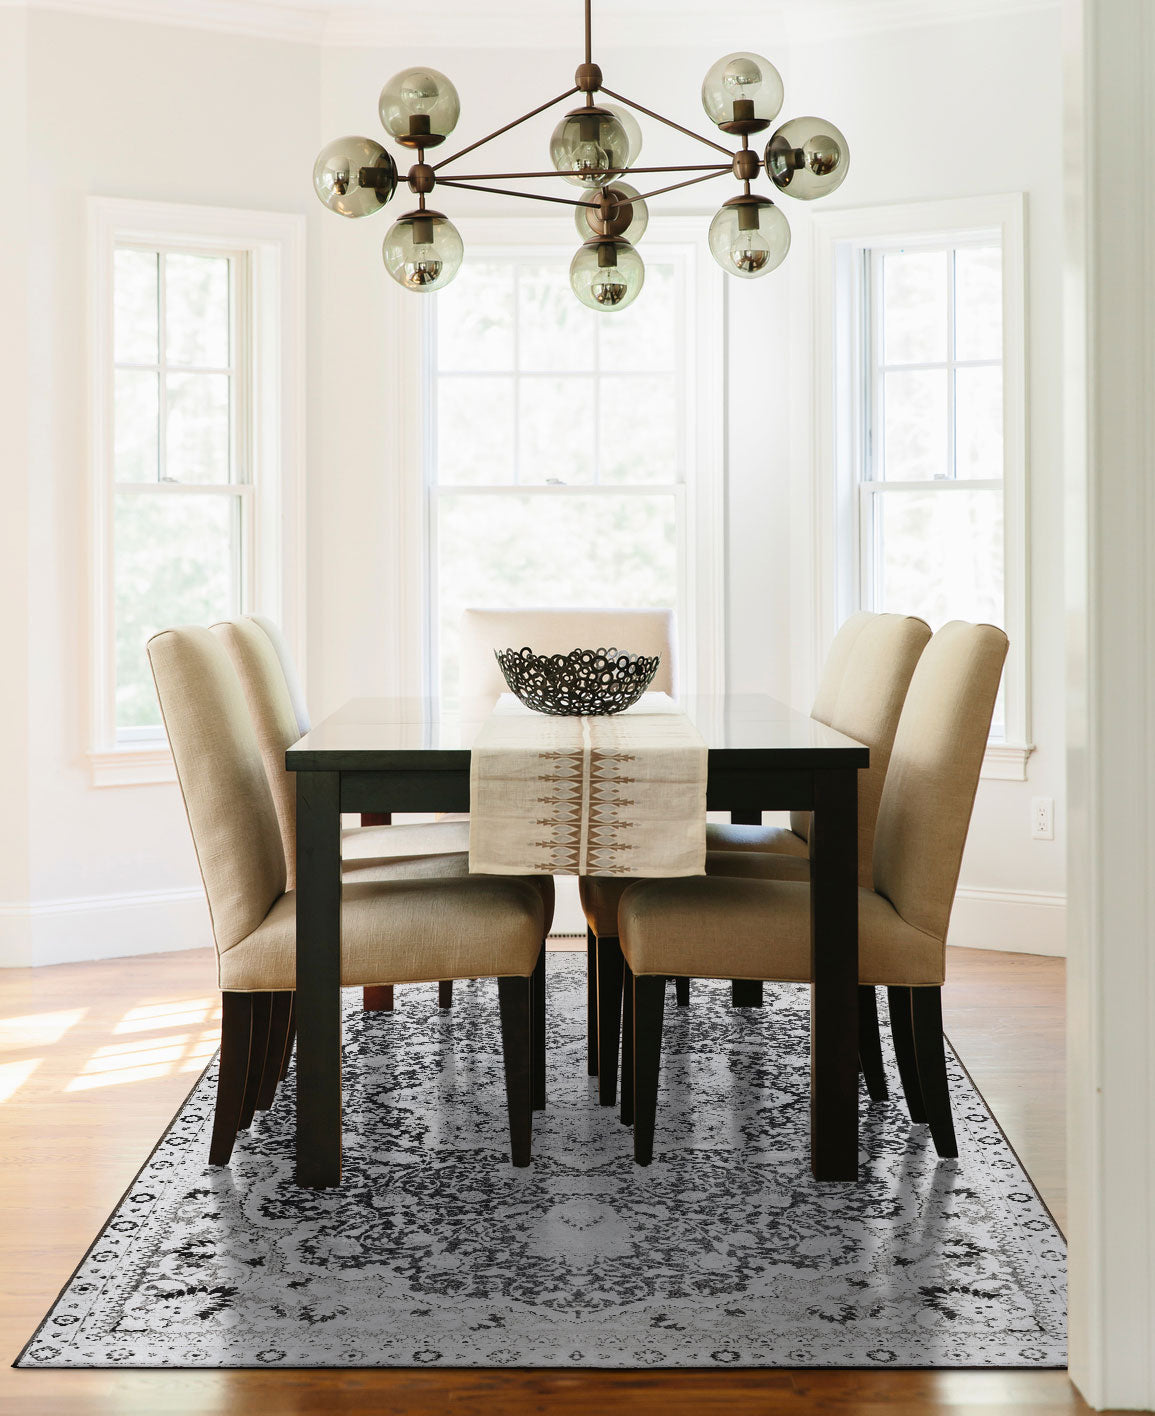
[19,959,1066,1368]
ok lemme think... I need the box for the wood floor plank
[0,943,1091,1413]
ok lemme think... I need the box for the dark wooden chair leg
[209,992,254,1166]
[888,985,927,1124]
[278,993,296,1082]
[237,992,272,1131]
[597,935,625,1107]
[632,974,666,1166]
[620,959,635,1126]
[363,985,394,1012]
[497,975,533,1168]
[857,985,889,1102]
[586,928,599,1077]
[256,991,293,1111]
[359,812,392,827]
[674,975,690,1007]
[910,987,958,1158]
[531,943,546,1111]
[438,980,454,1009]
[731,979,764,1007]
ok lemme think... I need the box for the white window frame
[419,216,725,701]
[88,197,306,786]
[810,194,1031,779]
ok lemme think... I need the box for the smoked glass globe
[570,238,645,311]
[707,199,790,278]
[379,68,461,145]
[312,137,397,217]
[766,117,850,200]
[382,211,463,292]
[700,52,783,130]
[550,108,630,188]
[574,182,649,245]
[602,103,643,164]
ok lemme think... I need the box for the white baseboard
[0,886,211,968]
[947,886,1067,957]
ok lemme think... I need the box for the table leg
[730,810,764,1007]
[808,767,859,1181]
[295,770,343,1187]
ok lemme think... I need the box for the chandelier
[311,0,849,311]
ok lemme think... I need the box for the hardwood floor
[0,943,1099,1414]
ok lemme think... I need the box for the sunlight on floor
[0,1009,87,1049]
[0,1057,43,1103]
[66,1019,220,1091]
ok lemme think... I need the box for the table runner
[468,693,707,877]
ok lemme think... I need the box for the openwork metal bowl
[495,646,661,716]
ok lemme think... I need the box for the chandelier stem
[599,86,735,158]
[629,167,732,203]
[584,0,592,68]
[432,88,581,172]
[436,179,600,209]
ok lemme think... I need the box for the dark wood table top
[285,693,869,773]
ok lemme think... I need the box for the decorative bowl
[494,646,661,716]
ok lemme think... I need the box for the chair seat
[341,819,470,860]
[219,875,545,991]
[617,875,945,987]
[704,822,809,857]
[342,851,556,935]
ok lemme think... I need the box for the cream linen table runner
[468,692,707,877]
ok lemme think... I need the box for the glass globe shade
[574,183,649,246]
[550,108,630,188]
[312,137,396,218]
[700,52,784,130]
[707,200,790,278]
[570,238,645,311]
[601,103,643,164]
[382,211,463,292]
[766,117,850,200]
[379,68,461,144]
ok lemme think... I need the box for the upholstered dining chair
[580,610,932,1107]
[221,618,555,1019]
[148,626,546,1168]
[615,620,1009,1164]
[460,606,678,1084]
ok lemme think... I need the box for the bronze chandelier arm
[433,89,581,172]
[628,167,733,204]
[436,179,600,209]
[599,86,735,158]
[429,163,731,181]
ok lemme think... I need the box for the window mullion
[946,246,957,480]
[157,250,167,483]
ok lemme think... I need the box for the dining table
[286,692,868,1188]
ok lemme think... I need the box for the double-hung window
[89,199,304,785]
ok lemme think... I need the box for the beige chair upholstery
[619,621,1009,984]
[706,611,932,887]
[460,607,677,712]
[248,613,310,737]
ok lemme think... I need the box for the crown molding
[9,0,1060,48]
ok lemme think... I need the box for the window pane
[437,261,515,372]
[165,254,230,368]
[114,493,239,729]
[166,372,230,483]
[956,365,1003,480]
[954,246,1002,362]
[114,369,159,483]
[518,264,595,372]
[874,487,1003,630]
[518,376,595,484]
[882,250,947,365]
[597,262,677,372]
[599,374,679,484]
[114,250,158,364]
[882,369,948,480]
[437,491,677,699]
[437,377,515,485]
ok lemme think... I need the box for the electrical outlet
[1031,796,1054,840]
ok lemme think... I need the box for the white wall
[0,3,1067,964]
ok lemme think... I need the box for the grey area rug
[19,958,1066,1369]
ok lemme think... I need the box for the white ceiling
[22,0,1058,47]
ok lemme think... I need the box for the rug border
[14,984,1068,1375]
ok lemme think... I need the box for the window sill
[981,742,1034,781]
[89,747,176,788]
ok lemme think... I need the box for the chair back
[214,617,303,887]
[872,620,1009,941]
[248,613,310,736]
[148,626,286,958]
[459,607,677,711]
[793,612,932,884]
